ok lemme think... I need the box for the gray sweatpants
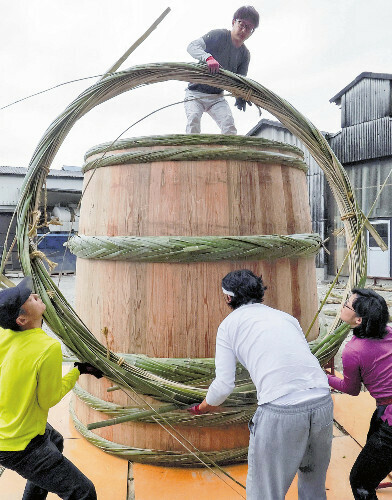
[247,394,333,500]
[184,89,237,135]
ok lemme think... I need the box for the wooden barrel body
[73,135,319,453]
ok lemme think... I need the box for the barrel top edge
[83,134,304,161]
[82,148,308,175]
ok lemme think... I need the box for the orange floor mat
[0,368,128,500]
[3,370,392,498]
[132,433,362,500]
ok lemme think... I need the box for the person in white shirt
[189,269,333,500]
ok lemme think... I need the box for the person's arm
[192,326,237,414]
[36,343,80,410]
[187,37,212,62]
[189,399,219,414]
[327,345,362,396]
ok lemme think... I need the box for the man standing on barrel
[185,6,259,134]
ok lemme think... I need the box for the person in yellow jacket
[0,276,102,499]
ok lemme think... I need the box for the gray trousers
[247,394,333,500]
[184,89,237,135]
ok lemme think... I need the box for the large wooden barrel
[73,134,319,453]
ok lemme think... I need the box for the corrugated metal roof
[247,119,326,268]
[0,166,83,178]
[247,118,288,136]
[247,118,329,138]
[0,166,27,175]
[330,72,392,105]
[48,169,83,178]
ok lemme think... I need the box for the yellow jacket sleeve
[36,343,80,410]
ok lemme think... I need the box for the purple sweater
[328,326,392,425]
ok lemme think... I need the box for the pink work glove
[187,403,203,415]
[206,56,220,74]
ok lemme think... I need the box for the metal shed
[327,72,392,278]
[0,166,83,272]
[247,118,327,271]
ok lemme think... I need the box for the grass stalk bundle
[66,233,321,262]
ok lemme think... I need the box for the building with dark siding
[247,119,327,271]
[0,166,82,272]
[327,72,392,278]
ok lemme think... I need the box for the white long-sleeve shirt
[187,37,211,62]
[205,303,329,406]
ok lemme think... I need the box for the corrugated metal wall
[251,125,325,268]
[341,78,391,127]
[324,157,392,276]
[345,157,392,217]
[0,213,19,270]
[326,76,392,277]
[329,117,392,163]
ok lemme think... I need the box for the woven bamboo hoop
[3,62,366,465]
[67,233,321,262]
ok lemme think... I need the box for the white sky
[1,0,391,169]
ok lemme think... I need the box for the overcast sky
[1,0,391,169]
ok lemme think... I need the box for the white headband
[222,287,235,297]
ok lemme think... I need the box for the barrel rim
[82,143,308,174]
[84,133,304,161]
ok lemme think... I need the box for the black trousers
[0,423,96,500]
[350,406,392,500]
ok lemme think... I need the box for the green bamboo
[82,146,307,173]
[84,133,303,159]
[87,404,185,430]
[99,8,171,79]
[66,233,321,263]
[73,383,254,427]
[70,405,249,467]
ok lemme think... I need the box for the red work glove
[206,56,220,74]
[187,403,203,415]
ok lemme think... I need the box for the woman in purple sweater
[328,288,392,499]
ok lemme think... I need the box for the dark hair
[351,288,390,339]
[233,6,260,28]
[222,269,266,310]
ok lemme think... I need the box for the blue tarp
[37,233,76,273]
